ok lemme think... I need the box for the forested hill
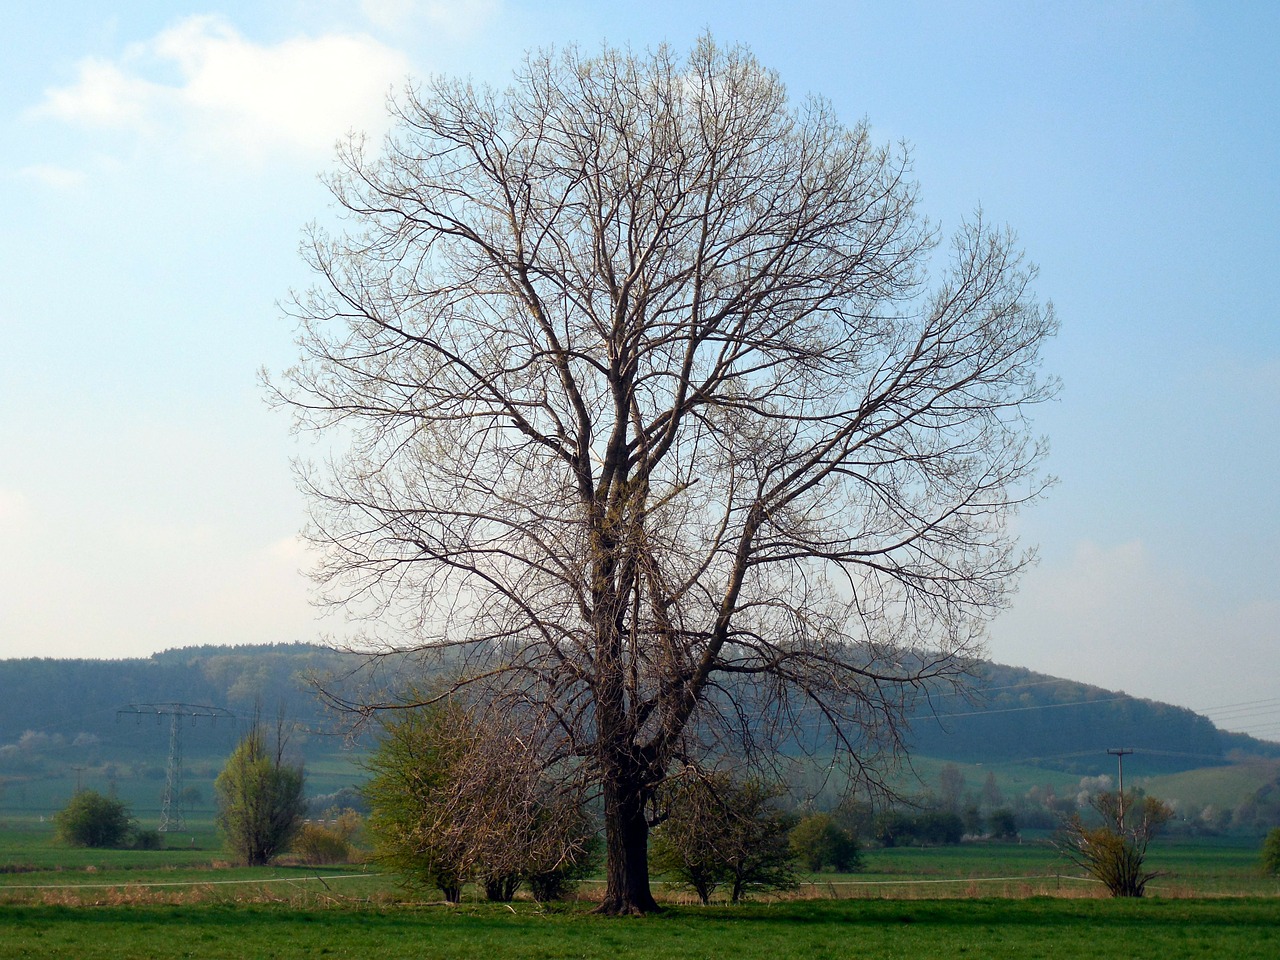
[0,644,362,759]
[1,645,1276,771]
[906,662,1280,773]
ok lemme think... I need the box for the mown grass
[3,898,1279,960]
[3,821,1278,958]
[848,835,1280,898]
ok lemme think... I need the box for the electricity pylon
[117,703,236,831]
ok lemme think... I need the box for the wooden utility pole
[1108,748,1134,829]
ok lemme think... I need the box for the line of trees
[361,703,871,905]
[50,701,1211,905]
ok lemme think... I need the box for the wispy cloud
[32,15,411,166]
[16,164,89,190]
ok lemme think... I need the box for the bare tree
[650,768,797,904]
[363,698,594,902]
[273,36,1056,914]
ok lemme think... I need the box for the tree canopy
[363,702,594,902]
[276,36,1057,913]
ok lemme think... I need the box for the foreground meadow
[3,898,1280,960]
[2,819,1279,959]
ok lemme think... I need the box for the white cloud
[33,15,411,165]
[38,57,158,130]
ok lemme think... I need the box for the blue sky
[1,1,1277,738]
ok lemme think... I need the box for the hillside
[5,645,1280,831]
[905,662,1280,775]
[1,645,1276,773]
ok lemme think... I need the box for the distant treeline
[1,646,1276,772]
[906,662,1280,774]
[0,644,366,760]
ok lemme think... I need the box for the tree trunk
[597,775,660,915]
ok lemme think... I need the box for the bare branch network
[272,37,1057,913]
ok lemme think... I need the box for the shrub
[1054,791,1172,897]
[53,791,135,848]
[915,812,965,845]
[987,808,1019,840]
[789,813,862,873]
[132,828,164,850]
[292,808,366,866]
[873,809,964,847]
[293,820,357,865]
[1262,827,1280,875]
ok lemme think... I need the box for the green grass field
[1144,759,1280,811]
[2,819,1279,958]
[3,898,1279,960]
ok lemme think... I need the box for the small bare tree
[274,36,1056,913]
[1054,791,1173,897]
[363,701,593,902]
[650,769,796,904]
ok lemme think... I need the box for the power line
[914,695,1132,721]
[1197,696,1280,714]
[116,703,237,832]
[1108,748,1134,829]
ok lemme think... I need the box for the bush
[132,828,164,850]
[293,824,352,864]
[873,809,964,847]
[987,808,1019,840]
[1262,827,1280,875]
[1054,790,1172,897]
[789,813,862,873]
[53,791,135,848]
[915,812,965,845]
